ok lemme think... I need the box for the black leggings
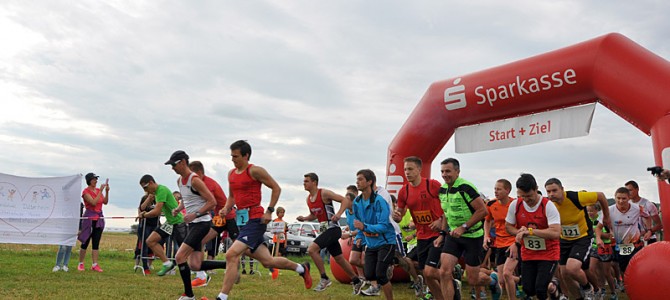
[81,220,103,250]
[364,244,396,286]
[521,260,557,300]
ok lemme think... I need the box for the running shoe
[582,285,595,300]
[361,285,381,296]
[299,262,312,289]
[490,272,501,299]
[414,275,425,297]
[157,262,176,276]
[62,266,69,272]
[77,263,85,271]
[143,269,151,275]
[453,279,462,300]
[177,294,195,300]
[314,278,332,292]
[192,274,211,287]
[91,265,103,272]
[271,267,279,280]
[352,279,365,295]
[52,265,61,272]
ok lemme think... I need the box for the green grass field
[0,233,631,299]
[0,233,418,299]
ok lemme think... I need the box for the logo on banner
[0,182,56,235]
[444,78,467,111]
[444,69,579,111]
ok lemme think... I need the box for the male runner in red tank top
[214,140,312,300]
[296,172,364,294]
[505,173,561,300]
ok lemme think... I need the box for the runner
[544,178,611,300]
[505,173,561,300]
[188,161,239,288]
[596,187,651,284]
[436,158,497,300]
[624,180,662,244]
[296,172,364,293]
[165,151,228,300]
[586,204,617,300]
[353,169,396,300]
[138,174,187,277]
[342,191,368,292]
[215,140,311,300]
[484,179,516,300]
[393,156,444,299]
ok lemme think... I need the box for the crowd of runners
[118,139,665,300]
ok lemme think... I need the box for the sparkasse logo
[444,78,467,111]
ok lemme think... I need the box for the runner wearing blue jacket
[353,169,396,299]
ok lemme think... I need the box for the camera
[647,166,664,176]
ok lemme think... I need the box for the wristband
[528,228,534,236]
[195,211,203,218]
[440,230,448,236]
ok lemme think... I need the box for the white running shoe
[52,265,61,272]
[361,285,381,296]
[314,278,332,292]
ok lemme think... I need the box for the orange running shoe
[300,262,312,289]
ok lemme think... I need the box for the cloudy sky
[1,1,668,229]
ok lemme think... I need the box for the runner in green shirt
[138,174,187,276]
[434,158,498,300]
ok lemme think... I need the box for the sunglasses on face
[142,183,149,190]
[170,160,181,167]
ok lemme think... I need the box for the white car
[285,222,320,255]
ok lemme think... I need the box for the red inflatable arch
[386,33,670,231]
[386,33,670,297]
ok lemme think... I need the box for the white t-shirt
[505,198,561,226]
[633,197,658,239]
[609,202,649,244]
[377,186,401,234]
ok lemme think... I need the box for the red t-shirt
[228,164,264,219]
[202,175,233,217]
[397,178,443,240]
[486,198,515,248]
[82,187,104,219]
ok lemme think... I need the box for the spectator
[77,172,109,272]
[53,203,84,272]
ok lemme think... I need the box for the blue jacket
[353,192,395,249]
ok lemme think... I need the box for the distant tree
[130,224,138,234]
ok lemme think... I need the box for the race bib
[523,236,547,251]
[597,244,613,255]
[160,223,174,235]
[212,215,225,227]
[269,221,286,234]
[236,209,249,226]
[561,224,581,238]
[413,210,433,225]
[319,221,329,233]
[619,243,634,256]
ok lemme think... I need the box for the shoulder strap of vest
[565,191,584,210]
[425,178,435,198]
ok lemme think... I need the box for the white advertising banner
[455,104,596,153]
[0,173,81,245]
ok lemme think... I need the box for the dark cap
[165,150,189,165]
[85,172,99,182]
[85,172,99,185]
